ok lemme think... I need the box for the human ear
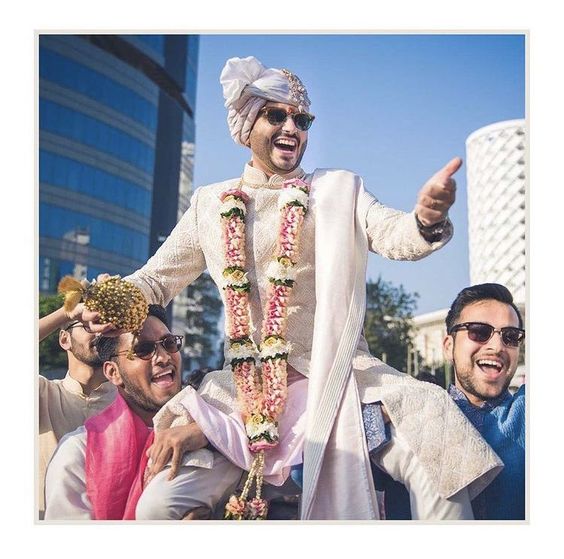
[59,330,71,351]
[103,360,123,387]
[443,335,454,363]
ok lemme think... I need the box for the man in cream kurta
[44,306,241,521]
[83,56,503,520]
[38,306,116,519]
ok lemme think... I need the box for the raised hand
[74,274,126,336]
[415,157,462,226]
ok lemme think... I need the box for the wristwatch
[415,214,448,243]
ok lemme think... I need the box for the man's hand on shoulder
[415,157,462,227]
[146,423,209,482]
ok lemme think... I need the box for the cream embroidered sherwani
[126,164,502,520]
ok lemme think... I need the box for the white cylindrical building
[465,119,526,306]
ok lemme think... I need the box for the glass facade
[39,34,199,291]
[133,35,165,55]
[39,46,158,130]
[185,35,199,110]
[40,203,149,261]
[39,150,151,217]
[40,98,156,173]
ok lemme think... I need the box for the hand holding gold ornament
[58,273,148,337]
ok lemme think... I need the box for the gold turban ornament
[58,275,148,334]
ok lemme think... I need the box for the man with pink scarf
[76,56,504,520]
[44,305,242,520]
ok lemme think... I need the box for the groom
[79,56,502,520]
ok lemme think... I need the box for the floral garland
[220,177,310,520]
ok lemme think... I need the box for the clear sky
[192,33,525,314]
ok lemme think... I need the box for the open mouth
[151,368,176,388]
[273,137,297,153]
[475,358,504,378]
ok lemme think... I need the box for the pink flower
[282,177,310,191]
[245,497,268,520]
[220,189,249,203]
[225,495,246,518]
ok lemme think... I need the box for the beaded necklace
[220,176,310,520]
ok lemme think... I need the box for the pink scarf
[85,392,154,520]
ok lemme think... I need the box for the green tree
[183,272,223,370]
[39,293,67,372]
[363,277,419,373]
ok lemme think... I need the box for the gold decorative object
[58,275,148,333]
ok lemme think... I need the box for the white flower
[278,188,309,210]
[260,339,292,360]
[221,270,250,289]
[226,341,257,361]
[266,260,296,282]
[221,197,247,215]
[245,418,279,440]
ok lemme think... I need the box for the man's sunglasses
[260,107,315,131]
[111,334,184,360]
[449,322,525,348]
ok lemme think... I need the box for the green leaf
[220,208,245,219]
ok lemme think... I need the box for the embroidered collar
[242,163,305,189]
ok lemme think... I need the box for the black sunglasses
[65,321,94,334]
[449,322,525,348]
[260,107,315,131]
[111,334,184,360]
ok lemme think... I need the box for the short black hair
[95,304,169,361]
[146,304,169,329]
[445,283,523,332]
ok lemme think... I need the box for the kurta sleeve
[180,388,253,472]
[125,188,207,306]
[360,189,453,260]
[44,427,93,520]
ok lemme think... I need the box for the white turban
[220,56,312,146]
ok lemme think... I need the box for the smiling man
[44,305,241,520]
[38,305,116,519]
[247,103,309,174]
[444,283,526,519]
[77,56,504,520]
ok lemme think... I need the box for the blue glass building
[39,34,199,295]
